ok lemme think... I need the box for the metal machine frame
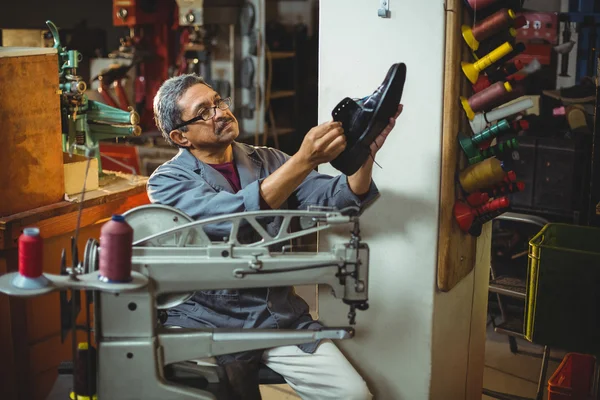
[0,205,370,400]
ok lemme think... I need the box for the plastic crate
[548,353,596,400]
[525,223,600,353]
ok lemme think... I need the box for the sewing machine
[47,20,141,174]
[0,205,370,399]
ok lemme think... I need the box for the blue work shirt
[146,141,379,363]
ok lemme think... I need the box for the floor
[482,323,566,400]
[260,385,301,399]
[258,322,571,400]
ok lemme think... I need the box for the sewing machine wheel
[83,238,99,273]
[122,204,196,309]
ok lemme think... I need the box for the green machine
[47,20,141,174]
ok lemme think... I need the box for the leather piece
[330,62,406,176]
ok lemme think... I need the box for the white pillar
[317,1,490,398]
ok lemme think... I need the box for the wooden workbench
[0,172,149,400]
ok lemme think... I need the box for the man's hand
[259,121,346,209]
[370,104,403,157]
[296,121,346,169]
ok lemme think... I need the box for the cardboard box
[63,153,99,195]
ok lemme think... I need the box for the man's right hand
[297,121,347,169]
[259,121,346,209]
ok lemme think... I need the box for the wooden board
[0,172,149,251]
[436,0,478,292]
[0,51,64,217]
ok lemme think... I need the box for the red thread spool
[486,181,525,197]
[18,227,43,278]
[454,196,510,232]
[473,75,492,93]
[466,192,490,207]
[501,170,517,184]
[461,81,513,120]
[483,60,524,87]
[99,215,134,282]
[466,0,500,12]
[471,9,516,43]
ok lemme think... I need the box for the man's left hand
[370,104,403,157]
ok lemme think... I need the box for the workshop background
[1,0,600,399]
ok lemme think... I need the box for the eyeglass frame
[173,97,232,130]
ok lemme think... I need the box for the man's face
[170,83,239,149]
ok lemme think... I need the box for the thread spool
[462,9,516,51]
[464,0,501,13]
[99,214,133,283]
[469,199,511,236]
[482,42,526,75]
[485,181,524,198]
[18,228,43,278]
[480,138,518,159]
[473,60,524,93]
[466,192,490,207]
[459,157,507,194]
[459,119,511,164]
[490,60,524,82]
[470,98,533,134]
[461,81,513,120]
[462,42,513,84]
[454,196,510,233]
[73,342,97,398]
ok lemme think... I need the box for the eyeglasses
[174,97,232,130]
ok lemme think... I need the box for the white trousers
[262,340,373,400]
[169,325,372,399]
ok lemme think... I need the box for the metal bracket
[378,0,390,18]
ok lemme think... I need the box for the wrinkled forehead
[178,83,220,118]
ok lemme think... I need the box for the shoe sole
[331,63,406,176]
[542,89,595,104]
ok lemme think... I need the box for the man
[147,73,402,400]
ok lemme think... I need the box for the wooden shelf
[270,90,296,100]
[0,172,149,251]
[269,51,296,60]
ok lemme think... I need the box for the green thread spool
[481,138,518,159]
[459,119,511,164]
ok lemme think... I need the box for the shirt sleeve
[147,164,263,222]
[264,148,380,212]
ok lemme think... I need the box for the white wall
[317,1,489,399]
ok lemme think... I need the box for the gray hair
[153,73,212,147]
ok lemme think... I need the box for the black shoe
[330,63,406,176]
[542,76,596,104]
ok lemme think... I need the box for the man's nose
[214,107,230,120]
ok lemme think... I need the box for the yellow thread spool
[461,42,513,84]
[459,158,506,193]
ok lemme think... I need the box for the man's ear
[169,130,190,147]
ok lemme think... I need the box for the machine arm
[158,327,355,365]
